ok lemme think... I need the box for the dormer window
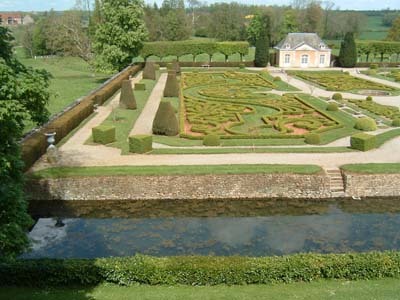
[284,43,290,49]
[319,43,326,50]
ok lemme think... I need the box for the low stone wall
[26,173,331,201]
[343,172,400,197]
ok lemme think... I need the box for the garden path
[130,73,168,135]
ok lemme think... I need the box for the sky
[0,0,399,12]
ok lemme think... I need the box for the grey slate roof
[274,33,330,51]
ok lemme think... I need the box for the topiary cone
[119,80,137,109]
[164,70,179,97]
[143,61,156,80]
[172,60,181,74]
[152,101,179,136]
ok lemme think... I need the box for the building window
[320,55,325,64]
[319,43,326,50]
[284,54,290,64]
[301,55,308,64]
[7,17,12,25]
[284,43,290,49]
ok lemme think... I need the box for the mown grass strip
[375,128,400,147]
[28,164,323,179]
[341,163,400,174]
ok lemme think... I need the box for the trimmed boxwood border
[1,252,400,287]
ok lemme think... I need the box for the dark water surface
[24,198,400,258]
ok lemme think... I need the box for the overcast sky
[0,0,399,12]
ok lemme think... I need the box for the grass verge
[28,164,323,179]
[341,163,400,174]
[2,278,400,300]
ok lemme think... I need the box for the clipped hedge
[304,133,321,145]
[143,61,156,80]
[164,71,179,97]
[152,101,179,136]
[128,135,152,154]
[135,83,146,91]
[119,80,137,110]
[350,133,376,151]
[1,252,400,287]
[92,125,116,145]
[203,134,221,146]
[354,117,377,131]
[392,118,400,127]
[332,93,342,100]
[326,103,339,111]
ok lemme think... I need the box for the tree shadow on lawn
[0,285,98,300]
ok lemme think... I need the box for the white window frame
[284,54,290,64]
[301,55,309,65]
[320,55,325,65]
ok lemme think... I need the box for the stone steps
[326,168,345,197]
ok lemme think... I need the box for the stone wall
[26,173,331,201]
[343,172,400,197]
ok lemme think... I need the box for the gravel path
[130,73,168,135]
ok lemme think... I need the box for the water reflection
[24,202,400,259]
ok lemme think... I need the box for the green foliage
[366,69,377,76]
[119,80,137,109]
[254,14,270,67]
[2,252,400,286]
[326,103,339,111]
[392,118,400,127]
[387,16,400,41]
[94,0,148,71]
[163,8,190,41]
[129,135,152,153]
[354,117,377,131]
[304,133,321,145]
[142,61,156,80]
[290,71,396,92]
[203,134,221,146]
[92,125,116,144]
[339,32,357,68]
[135,83,146,90]
[141,41,249,61]
[357,41,400,61]
[273,76,282,82]
[0,26,52,258]
[366,96,373,101]
[370,63,379,69]
[349,99,400,121]
[350,133,376,151]
[332,93,343,100]
[239,63,245,69]
[164,71,179,97]
[153,101,179,136]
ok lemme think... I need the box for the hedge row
[156,61,255,68]
[357,41,400,62]
[1,252,400,287]
[141,41,249,61]
[21,64,142,171]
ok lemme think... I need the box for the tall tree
[254,14,270,67]
[94,0,148,71]
[338,32,357,67]
[387,16,400,41]
[0,26,51,259]
[161,0,190,41]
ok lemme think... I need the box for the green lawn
[341,163,400,174]
[2,278,400,300]
[20,56,111,132]
[28,164,322,179]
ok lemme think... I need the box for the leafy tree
[387,16,400,41]
[247,15,263,47]
[254,14,270,67]
[94,0,148,71]
[0,26,51,259]
[338,32,357,68]
[162,3,190,41]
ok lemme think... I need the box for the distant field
[359,15,390,40]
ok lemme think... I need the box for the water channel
[24,198,400,258]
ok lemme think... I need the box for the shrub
[129,135,152,153]
[172,61,181,74]
[354,117,377,131]
[143,61,156,80]
[254,14,270,67]
[119,80,137,109]
[152,101,179,136]
[2,252,400,287]
[392,118,400,127]
[164,71,179,97]
[273,76,282,82]
[326,103,339,111]
[366,96,373,101]
[135,83,146,91]
[370,63,378,69]
[338,32,357,68]
[239,63,245,69]
[154,64,160,70]
[350,133,376,151]
[203,134,221,146]
[394,74,400,82]
[304,133,321,145]
[366,69,377,76]
[332,93,343,100]
[92,125,116,144]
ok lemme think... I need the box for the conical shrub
[172,60,181,74]
[119,80,137,109]
[164,70,179,97]
[143,61,156,80]
[152,101,179,136]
